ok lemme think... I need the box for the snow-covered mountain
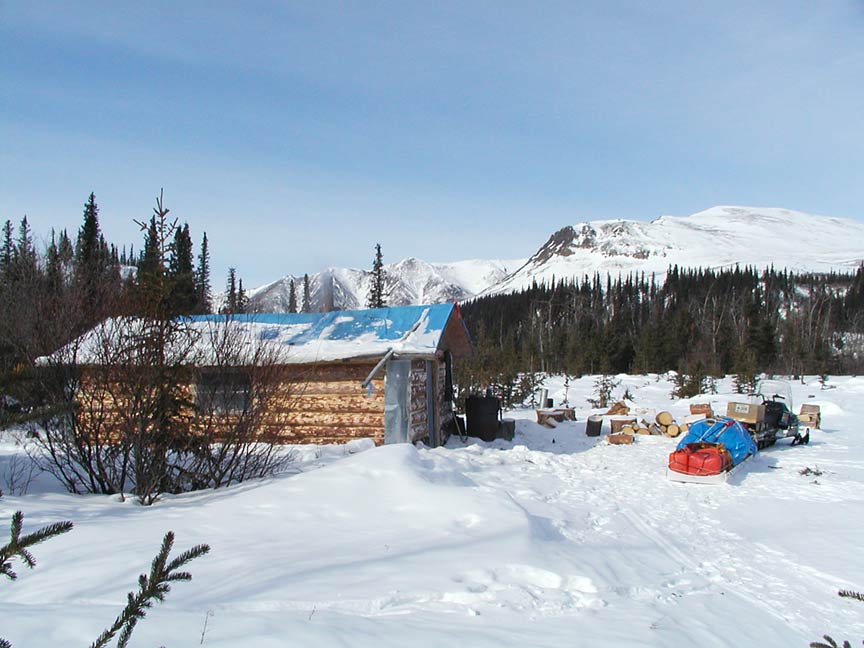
[488,206,864,294]
[247,206,864,311]
[247,258,522,312]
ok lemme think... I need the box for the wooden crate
[799,404,821,428]
[726,402,764,425]
[689,403,714,417]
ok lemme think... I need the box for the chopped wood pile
[613,410,689,438]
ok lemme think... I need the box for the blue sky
[2,1,863,287]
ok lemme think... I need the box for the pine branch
[839,589,864,603]
[0,511,73,581]
[90,531,210,648]
[810,589,864,648]
[809,637,852,648]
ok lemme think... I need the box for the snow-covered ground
[2,375,862,646]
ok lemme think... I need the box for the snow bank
[1,375,862,646]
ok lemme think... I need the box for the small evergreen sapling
[588,375,619,408]
[810,589,864,648]
[90,531,210,648]
[1,511,73,648]
[1,504,208,648]
[0,511,73,581]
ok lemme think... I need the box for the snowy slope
[2,375,863,647]
[489,206,864,294]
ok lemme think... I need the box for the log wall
[72,355,462,447]
[75,361,386,446]
[267,363,385,445]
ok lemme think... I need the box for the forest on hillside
[457,266,864,405]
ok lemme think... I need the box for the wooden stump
[665,424,681,438]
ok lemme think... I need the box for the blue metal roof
[187,303,456,348]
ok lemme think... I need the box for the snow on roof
[45,303,461,366]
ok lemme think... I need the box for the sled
[666,418,758,485]
[666,452,753,484]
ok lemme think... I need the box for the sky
[2,1,863,288]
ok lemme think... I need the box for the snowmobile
[726,379,809,449]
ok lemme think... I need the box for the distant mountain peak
[244,206,863,312]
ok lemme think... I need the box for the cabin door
[384,358,411,444]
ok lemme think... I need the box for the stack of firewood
[616,411,688,438]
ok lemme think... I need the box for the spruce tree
[223,268,238,314]
[45,231,63,297]
[237,278,248,314]
[136,217,163,310]
[72,193,120,321]
[367,243,386,308]
[12,217,38,282]
[302,273,311,313]
[288,278,297,313]
[75,193,100,269]
[0,220,13,280]
[195,232,212,313]
[167,223,196,315]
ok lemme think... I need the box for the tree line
[458,265,864,403]
[0,192,247,401]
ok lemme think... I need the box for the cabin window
[196,370,251,414]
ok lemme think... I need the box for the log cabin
[46,303,472,447]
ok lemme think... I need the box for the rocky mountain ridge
[247,206,864,311]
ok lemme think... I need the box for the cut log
[605,401,630,416]
[665,424,681,438]
[648,423,663,435]
[636,426,651,435]
[679,423,689,434]
[608,433,634,445]
[656,411,674,426]
[621,425,636,435]
[610,417,637,434]
[536,409,574,427]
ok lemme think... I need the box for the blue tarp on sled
[677,417,758,466]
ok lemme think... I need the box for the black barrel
[586,415,603,437]
[465,396,501,441]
